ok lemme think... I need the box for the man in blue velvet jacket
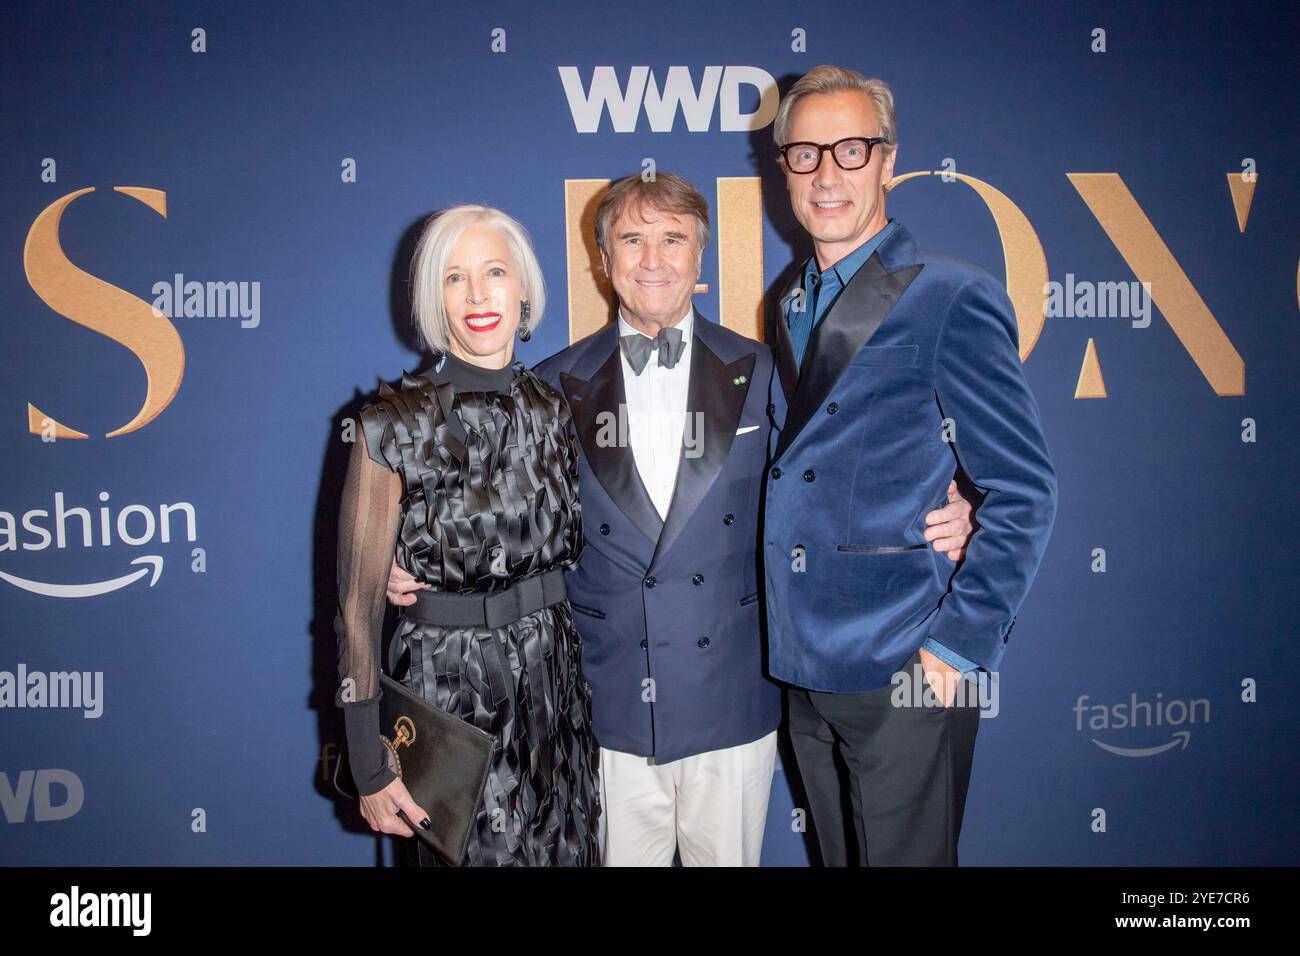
[764,65,1058,865]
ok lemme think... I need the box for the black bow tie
[620,325,686,375]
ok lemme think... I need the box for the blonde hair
[408,204,546,353]
[773,65,897,156]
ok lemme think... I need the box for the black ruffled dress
[334,350,601,866]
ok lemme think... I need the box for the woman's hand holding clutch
[360,774,431,838]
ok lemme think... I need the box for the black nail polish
[420,817,432,829]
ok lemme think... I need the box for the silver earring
[518,300,531,341]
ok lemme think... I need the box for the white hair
[773,65,897,156]
[408,204,546,353]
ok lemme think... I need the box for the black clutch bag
[333,672,495,866]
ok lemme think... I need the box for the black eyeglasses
[778,136,886,174]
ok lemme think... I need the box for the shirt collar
[616,304,694,343]
[804,218,899,290]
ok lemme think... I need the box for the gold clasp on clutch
[390,715,416,750]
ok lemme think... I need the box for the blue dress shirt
[787,219,982,677]
[789,219,898,369]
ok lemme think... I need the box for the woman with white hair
[333,205,600,866]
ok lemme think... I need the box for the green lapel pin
[733,374,748,386]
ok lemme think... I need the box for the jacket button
[827,402,839,414]
[640,639,648,649]
[697,636,711,649]
[723,513,735,525]
[644,576,657,589]
[599,523,610,535]
[692,573,704,586]
[803,469,816,482]
[771,467,783,480]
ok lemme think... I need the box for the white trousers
[597,730,778,866]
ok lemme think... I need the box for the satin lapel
[772,252,924,463]
[650,320,755,569]
[560,340,664,546]
[771,273,801,404]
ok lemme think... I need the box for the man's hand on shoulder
[386,556,428,606]
[923,479,976,561]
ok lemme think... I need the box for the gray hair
[593,171,711,257]
[773,65,897,156]
[408,204,546,353]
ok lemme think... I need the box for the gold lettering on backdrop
[23,187,185,437]
[1226,173,1256,233]
[564,177,765,343]
[887,171,1049,361]
[1075,337,1107,398]
[564,179,616,343]
[1068,173,1245,396]
[566,173,1253,396]
[716,177,764,341]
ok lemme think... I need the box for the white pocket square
[735,425,759,436]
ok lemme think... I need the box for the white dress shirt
[616,306,693,520]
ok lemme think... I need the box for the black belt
[399,567,568,630]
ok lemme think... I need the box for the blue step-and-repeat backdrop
[2,1,1297,865]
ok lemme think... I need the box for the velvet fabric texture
[763,222,1058,693]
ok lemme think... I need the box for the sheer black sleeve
[333,414,404,796]
[556,389,585,571]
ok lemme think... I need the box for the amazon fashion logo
[1075,693,1210,757]
[0,490,200,599]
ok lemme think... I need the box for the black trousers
[787,650,981,866]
